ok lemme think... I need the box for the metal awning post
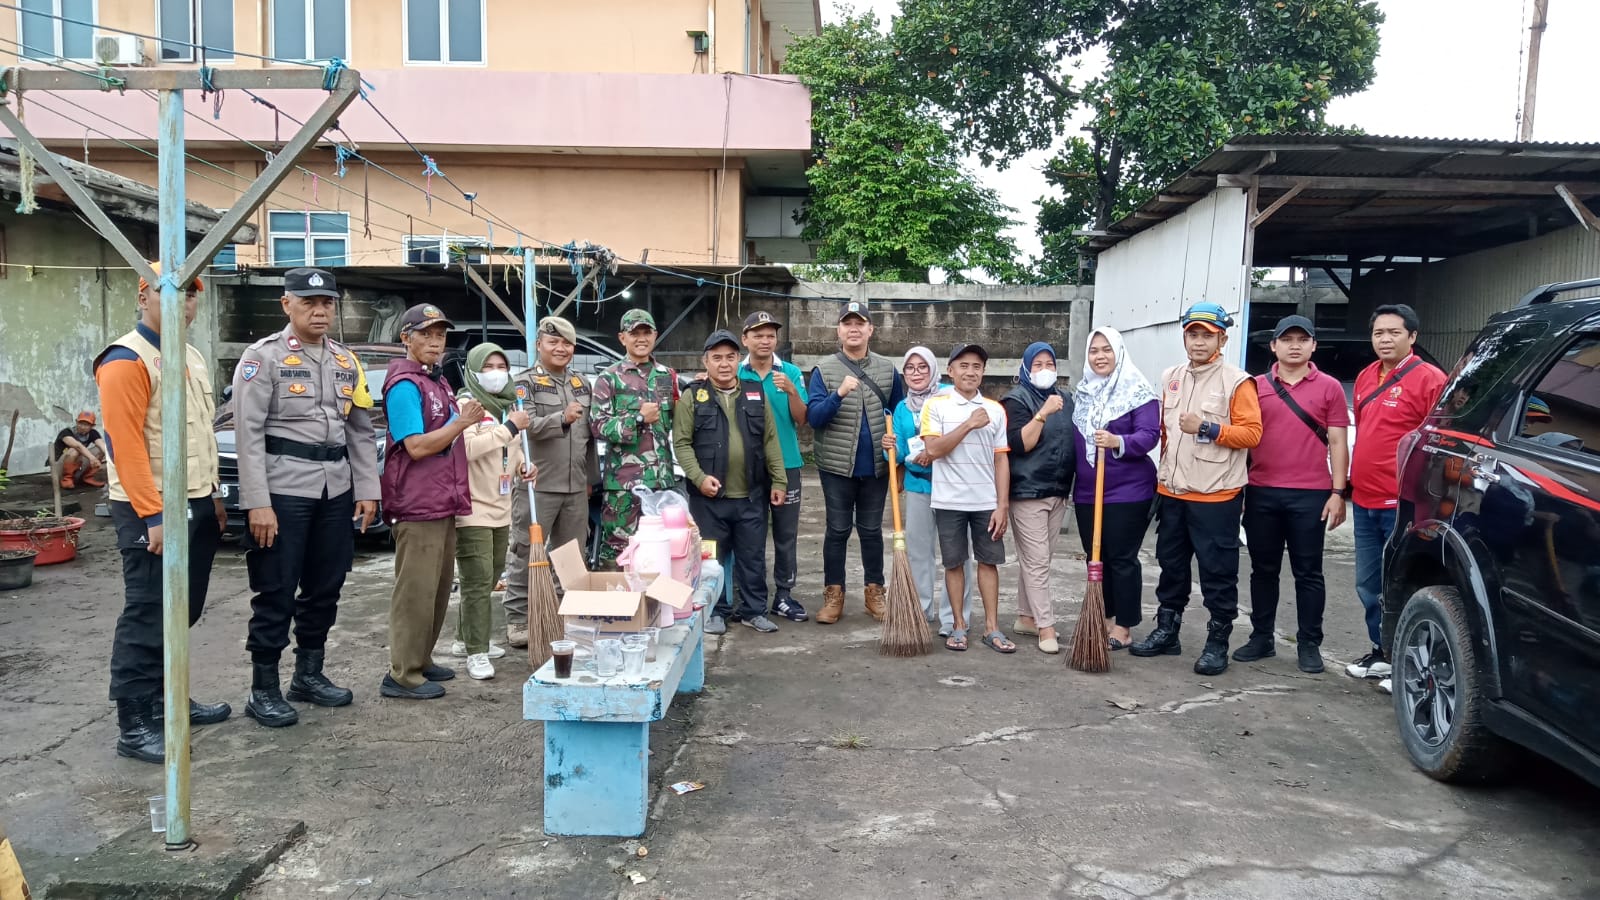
[155,88,193,851]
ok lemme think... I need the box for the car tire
[1391,584,1513,784]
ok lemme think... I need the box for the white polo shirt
[919,390,1008,511]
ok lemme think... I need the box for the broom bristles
[526,539,564,670]
[1068,581,1111,673]
[879,535,932,657]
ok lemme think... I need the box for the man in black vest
[672,330,788,636]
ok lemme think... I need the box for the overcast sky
[833,0,1600,261]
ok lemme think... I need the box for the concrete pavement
[0,473,1596,898]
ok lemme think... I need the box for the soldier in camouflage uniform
[590,308,680,568]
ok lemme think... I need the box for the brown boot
[864,584,887,622]
[817,585,845,624]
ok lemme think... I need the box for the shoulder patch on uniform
[240,360,261,381]
[515,384,529,400]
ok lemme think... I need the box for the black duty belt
[265,435,348,462]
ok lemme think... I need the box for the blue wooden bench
[523,611,706,837]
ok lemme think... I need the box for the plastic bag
[631,485,690,519]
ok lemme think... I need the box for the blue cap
[1181,301,1234,333]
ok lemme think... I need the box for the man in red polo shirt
[1347,304,1447,684]
[1235,316,1350,674]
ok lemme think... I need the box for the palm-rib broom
[879,415,932,657]
[517,399,564,670]
[1068,447,1112,673]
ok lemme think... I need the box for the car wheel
[1391,584,1512,783]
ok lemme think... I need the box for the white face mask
[475,369,510,393]
[1030,368,1058,390]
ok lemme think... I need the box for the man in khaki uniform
[503,315,593,647]
[232,267,380,727]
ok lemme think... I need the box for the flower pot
[0,516,86,566]
[0,549,38,590]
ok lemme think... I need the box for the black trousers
[108,498,220,700]
[1243,485,1328,644]
[1154,493,1244,623]
[1075,498,1154,628]
[818,470,888,588]
[244,489,355,664]
[688,492,768,621]
[767,467,802,597]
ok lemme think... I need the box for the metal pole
[523,247,536,365]
[156,88,193,851]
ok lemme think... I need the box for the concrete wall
[0,209,219,477]
[1355,225,1600,366]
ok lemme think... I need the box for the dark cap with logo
[1272,314,1316,340]
[284,267,339,298]
[949,343,989,364]
[400,303,455,334]
[742,310,781,333]
[703,329,741,352]
[838,301,871,324]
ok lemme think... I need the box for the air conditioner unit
[94,34,147,66]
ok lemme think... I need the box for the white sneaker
[1344,648,1392,679]
[450,640,507,659]
[466,653,495,680]
[1378,677,1392,695]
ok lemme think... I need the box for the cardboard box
[550,539,693,632]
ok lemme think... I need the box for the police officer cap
[538,315,577,344]
[703,329,741,352]
[742,310,782,333]
[400,303,455,334]
[284,267,339,298]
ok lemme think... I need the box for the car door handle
[1470,464,1500,484]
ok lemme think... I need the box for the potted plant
[0,511,85,565]
[0,547,38,590]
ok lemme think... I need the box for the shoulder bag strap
[1356,358,1423,413]
[1270,377,1328,445]
[834,352,889,410]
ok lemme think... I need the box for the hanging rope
[362,160,373,238]
[333,143,352,178]
[420,155,442,213]
[14,89,37,215]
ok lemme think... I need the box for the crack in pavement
[1131,835,1474,898]
[0,707,113,765]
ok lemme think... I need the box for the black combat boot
[287,648,355,707]
[151,697,233,726]
[115,697,164,763]
[244,661,300,728]
[1231,633,1276,662]
[1129,608,1183,657]
[1193,619,1233,676]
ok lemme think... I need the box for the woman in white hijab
[1071,327,1161,649]
[881,347,974,647]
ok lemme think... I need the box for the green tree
[784,12,1023,283]
[894,0,1383,277]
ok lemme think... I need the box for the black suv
[1384,278,1600,788]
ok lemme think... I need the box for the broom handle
[516,398,541,541]
[1091,446,1106,564]
[885,415,904,535]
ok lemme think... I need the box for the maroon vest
[380,360,472,523]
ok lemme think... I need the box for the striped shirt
[920,391,1009,511]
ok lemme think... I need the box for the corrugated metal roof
[1085,132,1600,261]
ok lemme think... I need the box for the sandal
[981,631,1017,654]
[1108,637,1131,651]
[945,629,968,651]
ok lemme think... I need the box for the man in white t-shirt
[920,344,1013,654]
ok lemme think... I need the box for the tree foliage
[784,12,1023,283]
[894,0,1384,278]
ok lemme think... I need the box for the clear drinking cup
[621,643,647,677]
[148,796,166,833]
[641,627,661,662]
[595,639,623,677]
[550,640,576,678]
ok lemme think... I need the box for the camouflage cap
[619,309,657,332]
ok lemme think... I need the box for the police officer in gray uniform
[502,315,594,647]
[232,268,381,727]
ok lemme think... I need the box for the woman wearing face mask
[880,347,974,645]
[452,343,534,680]
[1000,342,1076,653]
[1071,327,1160,650]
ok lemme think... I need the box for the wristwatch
[1033,413,1047,424]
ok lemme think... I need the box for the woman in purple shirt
[1071,327,1161,650]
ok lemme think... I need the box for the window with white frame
[157,0,234,61]
[404,235,487,266]
[271,0,347,62]
[405,0,484,64]
[268,211,349,267]
[18,0,95,60]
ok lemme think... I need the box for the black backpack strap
[1270,377,1328,445]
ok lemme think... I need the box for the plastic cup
[595,639,623,677]
[641,627,661,662]
[148,796,166,833]
[621,643,647,677]
[550,640,575,678]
